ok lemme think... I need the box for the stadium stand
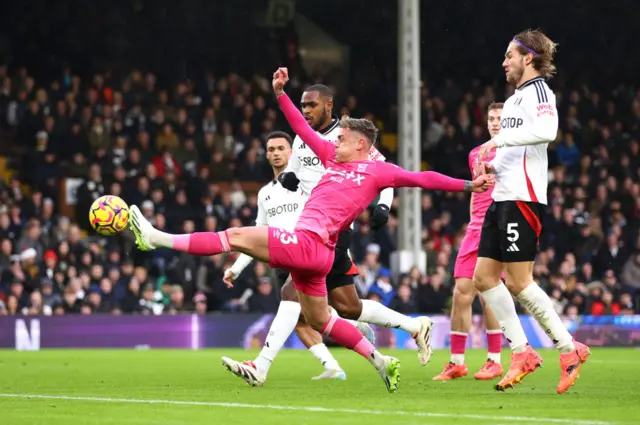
[0,1,638,317]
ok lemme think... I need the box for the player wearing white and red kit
[433,103,505,382]
[128,68,493,393]
[473,29,590,394]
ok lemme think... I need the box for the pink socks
[487,329,503,356]
[451,332,467,355]
[171,232,231,256]
[320,315,375,358]
[450,330,502,365]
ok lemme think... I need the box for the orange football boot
[433,363,469,381]
[474,360,504,380]
[557,341,591,394]
[496,345,543,391]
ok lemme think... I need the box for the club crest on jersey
[357,164,368,172]
[326,167,365,185]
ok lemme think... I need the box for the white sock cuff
[278,300,301,314]
[515,282,539,301]
[450,331,468,336]
[308,343,326,352]
[357,299,372,321]
[482,284,506,297]
[486,329,502,335]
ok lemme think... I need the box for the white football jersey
[229,178,306,277]
[287,117,386,196]
[490,77,558,205]
[255,180,306,231]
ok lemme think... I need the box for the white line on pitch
[0,393,614,425]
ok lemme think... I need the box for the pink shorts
[268,227,334,297]
[454,227,506,281]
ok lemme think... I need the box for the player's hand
[370,204,390,230]
[272,67,289,96]
[278,171,300,192]
[473,161,496,177]
[223,269,237,288]
[478,139,497,161]
[470,174,495,193]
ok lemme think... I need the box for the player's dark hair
[265,131,292,146]
[304,84,333,100]
[339,116,378,148]
[488,102,504,112]
[513,29,558,79]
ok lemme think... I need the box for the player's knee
[225,227,244,250]
[453,282,475,307]
[473,269,500,292]
[503,277,527,295]
[473,273,491,292]
[305,314,328,332]
[504,265,532,295]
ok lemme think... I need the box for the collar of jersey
[318,115,340,135]
[517,76,546,91]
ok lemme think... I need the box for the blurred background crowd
[0,0,638,317]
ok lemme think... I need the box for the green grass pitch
[1,348,639,425]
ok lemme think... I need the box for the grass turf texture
[1,348,638,425]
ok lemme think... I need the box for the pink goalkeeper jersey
[278,93,468,247]
[468,144,497,230]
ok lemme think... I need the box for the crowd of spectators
[0,61,638,317]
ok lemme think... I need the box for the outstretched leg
[130,205,270,260]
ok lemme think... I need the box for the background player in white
[433,103,504,381]
[474,29,590,394]
[223,131,372,383]
[277,85,433,365]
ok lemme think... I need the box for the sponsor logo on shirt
[326,168,366,185]
[267,203,300,217]
[536,103,555,117]
[300,156,322,166]
[501,117,524,129]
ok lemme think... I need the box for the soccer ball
[89,195,129,236]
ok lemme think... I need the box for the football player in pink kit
[433,102,505,381]
[128,67,493,393]
[474,30,590,394]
